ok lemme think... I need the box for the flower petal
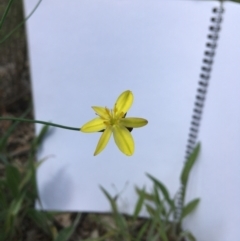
[92,106,109,119]
[94,126,112,156]
[115,90,133,115]
[120,117,148,128]
[81,118,106,133]
[113,125,134,156]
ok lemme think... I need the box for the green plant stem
[0,117,80,131]
[0,0,42,44]
[0,0,15,30]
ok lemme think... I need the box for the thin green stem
[0,0,15,30]
[0,0,42,44]
[0,117,80,131]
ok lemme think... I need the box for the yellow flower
[81,90,148,156]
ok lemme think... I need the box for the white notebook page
[23,0,217,213]
[23,2,240,241]
[184,2,240,240]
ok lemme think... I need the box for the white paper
[23,0,240,240]
[184,2,240,240]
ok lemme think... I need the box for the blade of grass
[181,198,200,221]
[31,124,49,154]
[0,0,42,44]
[10,192,25,216]
[153,184,167,218]
[27,209,53,236]
[178,231,196,241]
[0,180,7,209]
[135,187,154,201]
[6,165,21,198]
[181,143,200,186]
[132,187,145,221]
[0,0,15,30]
[145,216,158,241]
[147,173,174,209]
[153,188,168,241]
[145,204,155,217]
[53,213,81,241]
[100,186,128,239]
[135,220,150,241]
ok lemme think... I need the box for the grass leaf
[10,193,25,216]
[27,209,53,235]
[178,230,196,241]
[100,186,128,237]
[147,173,174,209]
[31,124,49,151]
[181,143,200,186]
[181,198,200,220]
[135,220,149,241]
[145,204,155,217]
[53,226,73,241]
[135,187,154,201]
[6,165,21,197]
[0,0,15,30]
[133,187,145,221]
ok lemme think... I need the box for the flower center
[104,107,124,127]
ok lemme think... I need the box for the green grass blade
[181,198,200,221]
[135,220,149,241]
[54,226,74,241]
[53,213,81,241]
[0,180,7,208]
[135,187,154,201]
[180,143,200,186]
[146,173,174,208]
[132,187,145,221]
[145,218,158,241]
[31,124,49,151]
[145,204,155,217]
[6,165,21,197]
[27,209,53,235]
[100,186,128,238]
[0,0,42,44]
[100,186,119,214]
[0,0,15,30]
[178,231,196,241]
[10,192,25,216]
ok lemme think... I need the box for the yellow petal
[120,117,148,128]
[115,90,133,115]
[112,125,134,156]
[81,118,106,133]
[92,106,109,119]
[94,126,112,156]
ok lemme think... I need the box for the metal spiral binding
[174,5,224,222]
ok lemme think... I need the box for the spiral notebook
[24,0,240,240]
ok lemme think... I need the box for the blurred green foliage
[0,119,81,241]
